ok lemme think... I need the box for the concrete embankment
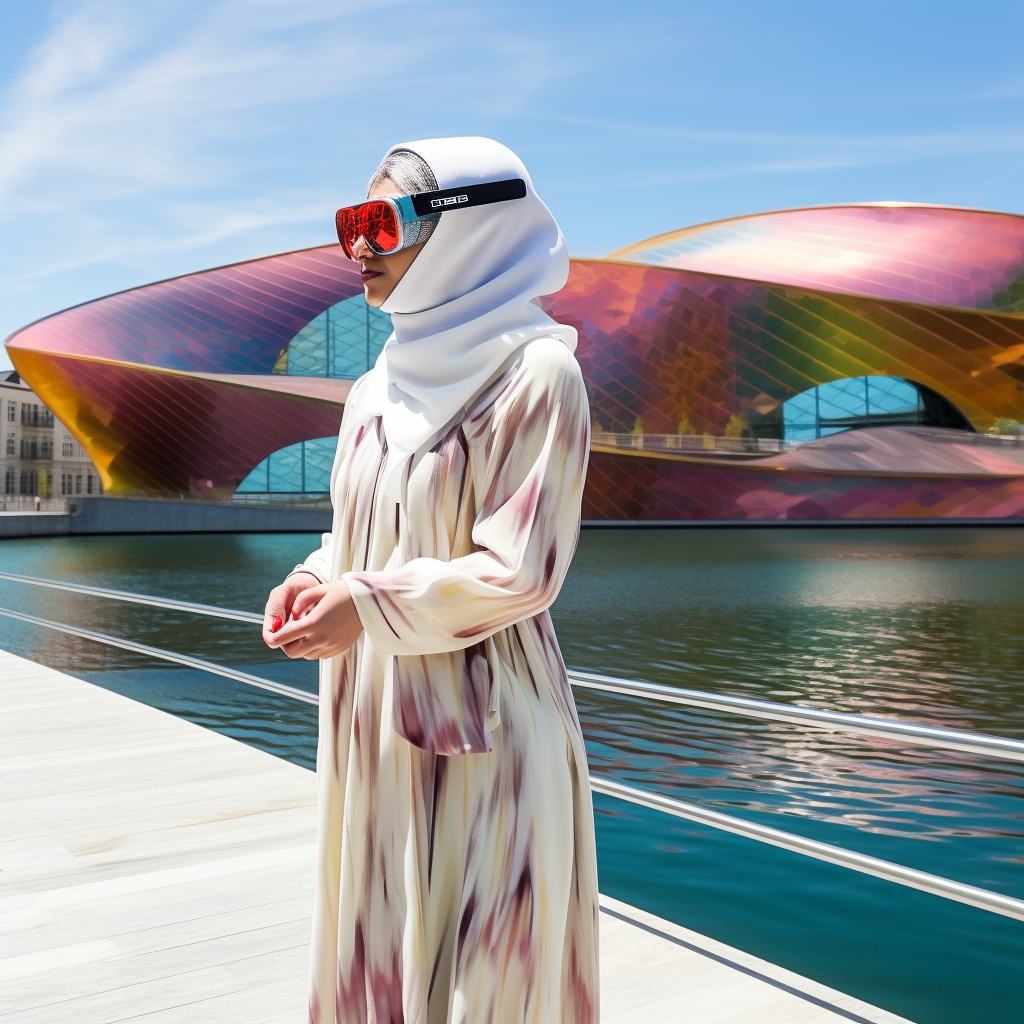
[0,496,331,538]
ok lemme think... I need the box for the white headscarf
[364,137,577,498]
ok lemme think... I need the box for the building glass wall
[782,376,927,442]
[241,294,387,493]
[236,436,338,494]
[279,294,392,379]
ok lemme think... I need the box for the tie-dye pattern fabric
[298,337,600,1024]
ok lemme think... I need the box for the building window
[61,473,71,495]
[5,433,13,456]
[236,436,337,495]
[20,470,37,495]
[62,440,73,457]
[4,467,14,494]
[773,376,970,442]
[75,474,82,494]
[20,437,39,460]
[86,474,94,494]
[277,294,392,380]
[18,403,53,428]
[6,401,14,423]
[40,439,52,460]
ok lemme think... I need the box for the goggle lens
[336,201,400,258]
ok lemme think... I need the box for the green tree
[990,418,1022,436]
[677,415,696,436]
[631,416,645,435]
[723,414,747,438]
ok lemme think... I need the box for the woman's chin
[363,284,388,308]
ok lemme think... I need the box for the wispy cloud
[532,110,1024,201]
[2,0,1021,358]
[3,198,333,285]
[0,0,558,296]
[541,112,1024,162]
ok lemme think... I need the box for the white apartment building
[1,370,102,497]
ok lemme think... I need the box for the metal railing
[568,669,1024,763]
[4,573,1019,762]
[0,605,315,705]
[591,428,1024,459]
[0,572,263,623]
[1,572,1022,922]
[590,777,1023,920]
[54,489,334,509]
[20,409,54,429]
[0,497,70,513]
[591,432,797,457]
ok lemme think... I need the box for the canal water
[1,528,1021,1024]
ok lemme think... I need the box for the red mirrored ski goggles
[335,177,526,258]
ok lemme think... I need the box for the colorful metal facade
[541,253,1024,439]
[6,247,361,492]
[6,203,1024,521]
[610,204,1024,311]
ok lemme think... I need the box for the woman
[263,137,599,1024]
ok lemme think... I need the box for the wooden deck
[0,650,913,1023]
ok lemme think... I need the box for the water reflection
[1,527,1022,1022]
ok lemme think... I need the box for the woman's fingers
[263,585,288,634]
[279,635,312,659]
[266,614,312,649]
[264,580,362,659]
[262,573,325,644]
[292,584,328,619]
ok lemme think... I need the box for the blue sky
[2,0,1022,371]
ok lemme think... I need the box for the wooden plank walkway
[0,650,913,1023]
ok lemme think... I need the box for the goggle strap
[409,178,527,218]
[393,195,432,225]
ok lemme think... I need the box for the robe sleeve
[289,374,371,586]
[290,539,331,585]
[342,339,590,658]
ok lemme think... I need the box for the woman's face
[350,178,426,308]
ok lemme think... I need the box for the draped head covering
[364,136,577,498]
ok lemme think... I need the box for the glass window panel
[784,392,816,418]
[327,295,392,379]
[816,378,868,421]
[236,436,338,493]
[302,437,338,491]
[235,457,269,492]
[286,317,329,376]
[781,390,817,438]
[281,295,392,380]
[784,423,819,443]
[867,377,919,415]
[782,376,929,441]
[268,444,302,491]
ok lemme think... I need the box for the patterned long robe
[298,337,600,1024]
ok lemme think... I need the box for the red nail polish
[271,615,283,633]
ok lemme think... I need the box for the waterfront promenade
[0,649,912,1023]
[0,497,332,539]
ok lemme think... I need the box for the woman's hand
[262,571,321,643]
[263,579,363,660]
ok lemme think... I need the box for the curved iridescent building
[7,203,1024,522]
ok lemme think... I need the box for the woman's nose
[349,235,370,260]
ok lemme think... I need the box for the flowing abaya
[298,336,600,1024]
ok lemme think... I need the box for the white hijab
[364,136,577,498]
